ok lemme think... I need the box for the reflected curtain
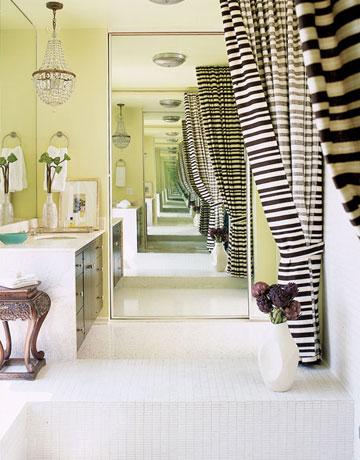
[219,0,323,362]
[178,144,197,205]
[181,120,209,235]
[295,0,360,238]
[196,66,248,278]
[184,92,223,250]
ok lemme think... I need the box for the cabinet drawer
[75,253,83,277]
[94,283,103,316]
[76,307,85,350]
[94,238,103,259]
[76,273,84,313]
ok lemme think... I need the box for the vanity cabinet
[136,206,143,251]
[75,236,103,349]
[113,221,123,287]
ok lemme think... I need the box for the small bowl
[0,232,29,245]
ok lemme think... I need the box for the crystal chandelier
[32,2,76,107]
[112,104,131,149]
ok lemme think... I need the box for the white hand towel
[43,145,68,192]
[0,146,28,192]
[0,272,38,289]
[116,166,126,187]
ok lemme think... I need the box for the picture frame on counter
[59,178,100,229]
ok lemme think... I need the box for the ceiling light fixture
[112,104,131,149]
[163,115,181,123]
[32,2,76,107]
[160,99,182,108]
[165,131,179,136]
[149,0,185,4]
[168,138,179,143]
[153,53,186,68]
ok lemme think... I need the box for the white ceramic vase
[258,321,299,392]
[211,242,228,272]
[0,193,14,226]
[42,193,58,229]
[193,213,200,228]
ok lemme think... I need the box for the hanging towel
[43,145,68,192]
[116,165,126,187]
[0,145,28,192]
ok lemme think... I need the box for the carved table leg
[24,312,37,373]
[0,340,4,370]
[2,321,12,360]
[30,311,49,360]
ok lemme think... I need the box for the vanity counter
[0,230,105,361]
[0,229,105,253]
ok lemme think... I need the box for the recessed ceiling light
[165,131,179,136]
[153,53,186,68]
[160,99,182,108]
[163,115,181,122]
[149,0,185,4]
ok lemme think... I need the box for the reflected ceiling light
[160,99,182,108]
[153,53,186,68]
[165,131,179,136]
[163,115,181,123]
[32,2,76,107]
[112,104,131,149]
[149,0,185,4]
[168,138,179,143]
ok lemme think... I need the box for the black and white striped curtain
[220,0,323,362]
[196,66,248,278]
[181,120,209,235]
[295,0,360,238]
[184,93,223,250]
[178,144,196,205]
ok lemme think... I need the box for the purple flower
[284,282,299,299]
[209,226,228,243]
[284,300,302,320]
[268,284,293,308]
[256,295,272,314]
[251,281,270,298]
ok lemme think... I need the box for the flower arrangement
[0,153,18,194]
[210,226,228,243]
[39,151,71,193]
[192,205,200,213]
[252,281,301,324]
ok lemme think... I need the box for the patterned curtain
[220,0,324,362]
[184,93,223,250]
[295,0,360,238]
[196,66,248,278]
[178,144,197,205]
[181,121,209,235]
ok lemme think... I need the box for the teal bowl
[0,232,28,245]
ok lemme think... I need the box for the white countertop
[0,229,105,253]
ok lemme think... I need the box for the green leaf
[7,153,18,163]
[53,156,61,165]
[64,153,71,161]
[55,166,62,174]
[0,157,6,166]
[39,152,49,163]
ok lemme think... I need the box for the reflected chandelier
[32,2,76,107]
[112,104,131,149]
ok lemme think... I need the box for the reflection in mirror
[110,33,252,319]
[0,0,37,224]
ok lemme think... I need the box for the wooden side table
[0,282,51,380]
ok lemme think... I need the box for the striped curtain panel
[178,144,197,205]
[181,120,209,235]
[184,92,223,250]
[196,66,248,278]
[220,0,324,362]
[295,0,360,238]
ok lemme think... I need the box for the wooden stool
[0,282,51,380]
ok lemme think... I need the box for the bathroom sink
[33,235,77,240]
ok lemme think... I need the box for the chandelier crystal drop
[112,104,131,149]
[32,2,76,107]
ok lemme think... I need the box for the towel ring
[49,131,69,148]
[116,159,126,167]
[2,132,22,148]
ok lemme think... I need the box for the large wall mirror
[109,32,276,320]
[0,0,37,223]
